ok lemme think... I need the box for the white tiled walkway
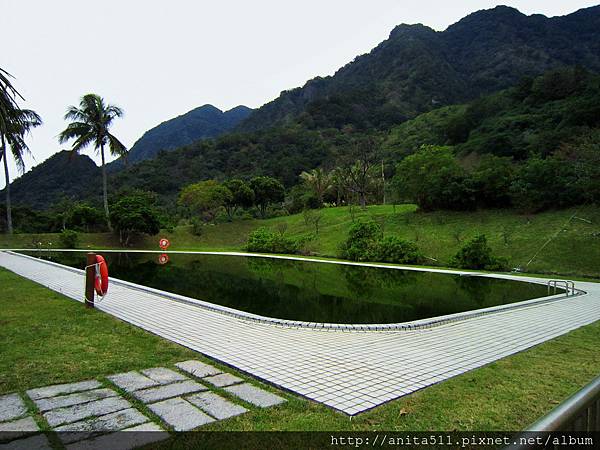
[2,251,599,415]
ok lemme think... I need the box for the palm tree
[0,68,24,136]
[1,68,42,234]
[299,168,331,207]
[1,109,42,234]
[58,94,127,229]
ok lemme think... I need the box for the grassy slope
[2,205,599,279]
[1,267,600,433]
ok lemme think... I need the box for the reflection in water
[25,252,549,324]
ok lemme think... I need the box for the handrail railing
[547,280,576,297]
[527,374,600,432]
[507,375,600,449]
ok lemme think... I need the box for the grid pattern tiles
[1,251,599,416]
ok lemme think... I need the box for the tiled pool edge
[5,250,585,333]
[2,250,600,416]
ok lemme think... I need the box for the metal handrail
[528,374,600,432]
[547,280,575,297]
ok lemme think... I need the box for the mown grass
[1,267,599,434]
[2,205,599,279]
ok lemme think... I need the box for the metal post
[85,252,96,308]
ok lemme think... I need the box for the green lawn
[2,205,599,279]
[1,267,599,434]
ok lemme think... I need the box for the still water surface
[23,251,549,324]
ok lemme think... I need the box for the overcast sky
[1,0,598,188]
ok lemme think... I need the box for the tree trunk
[1,137,13,234]
[100,144,112,231]
[359,192,367,210]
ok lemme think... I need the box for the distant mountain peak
[111,103,253,167]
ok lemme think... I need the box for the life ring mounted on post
[94,255,109,296]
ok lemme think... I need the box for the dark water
[22,251,549,324]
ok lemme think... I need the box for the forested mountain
[111,104,252,167]
[4,5,600,211]
[3,151,102,209]
[237,5,600,132]
[100,67,599,210]
[384,67,600,159]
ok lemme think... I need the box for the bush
[339,221,423,264]
[374,236,422,264]
[339,220,381,261]
[245,227,299,254]
[59,229,79,249]
[452,234,508,271]
[190,217,204,236]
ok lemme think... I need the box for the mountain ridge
[236,4,600,132]
[112,104,252,167]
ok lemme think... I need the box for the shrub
[374,236,422,264]
[339,220,381,262]
[245,227,299,254]
[59,229,79,249]
[452,234,508,271]
[190,217,204,236]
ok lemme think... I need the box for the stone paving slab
[203,373,244,388]
[175,360,222,378]
[148,397,214,431]
[224,383,286,408]
[26,380,101,400]
[0,434,52,450]
[55,408,149,444]
[106,371,159,392]
[34,388,117,412]
[44,397,131,427]
[65,423,168,450]
[123,422,163,431]
[186,392,248,420]
[0,417,39,439]
[0,394,27,423]
[141,367,188,384]
[133,380,207,404]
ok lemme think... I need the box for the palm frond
[58,122,93,144]
[106,133,127,157]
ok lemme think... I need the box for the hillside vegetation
[3,205,599,279]
[238,5,600,132]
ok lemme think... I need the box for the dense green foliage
[109,191,161,246]
[245,227,300,254]
[58,229,79,249]
[452,235,508,271]
[178,180,233,223]
[340,220,422,264]
[249,176,285,218]
[386,67,600,159]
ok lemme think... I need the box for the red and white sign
[159,238,170,250]
[158,253,170,265]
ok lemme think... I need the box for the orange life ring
[94,255,109,296]
[159,238,170,250]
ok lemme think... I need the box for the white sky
[1,0,598,188]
